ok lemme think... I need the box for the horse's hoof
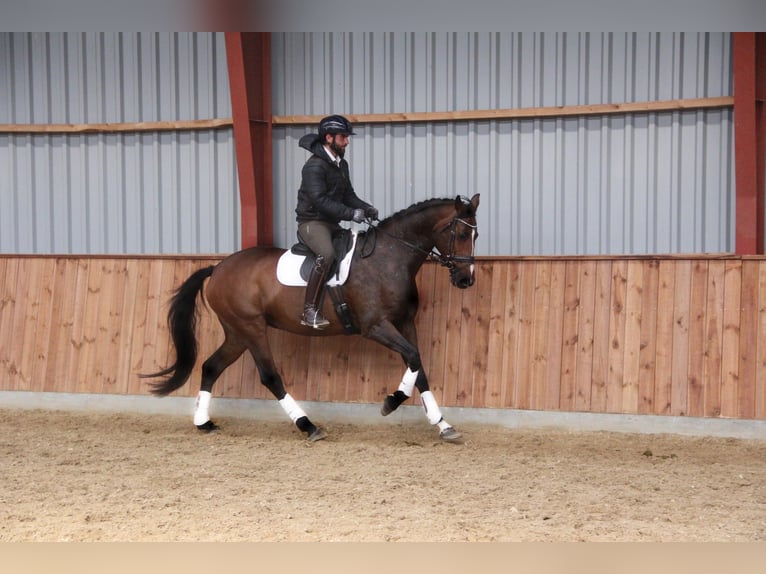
[381,391,406,416]
[439,427,463,442]
[381,395,397,416]
[196,420,219,433]
[307,427,328,442]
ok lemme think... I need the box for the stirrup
[301,306,330,329]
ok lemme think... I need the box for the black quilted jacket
[295,134,373,224]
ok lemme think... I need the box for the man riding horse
[142,114,480,443]
[295,115,378,329]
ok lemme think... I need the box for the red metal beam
[733,32,765,255]
[757,33,766,253]
[225,32,273,248]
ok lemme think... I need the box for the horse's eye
[459,231,471,241]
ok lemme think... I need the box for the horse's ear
[455,195,470,209]
[455,194,480,216]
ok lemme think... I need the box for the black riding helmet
[318,115,356,137]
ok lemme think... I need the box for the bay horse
[142,194,480,442]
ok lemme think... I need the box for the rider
[295,114,379,329]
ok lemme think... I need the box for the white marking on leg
[279,393,307,424]
[420,390,449,427]
[194,391,212,426]
[398,368,418,397]
[436,419,451,432]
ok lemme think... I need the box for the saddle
[276,229,360,333]
[276,229,358,287]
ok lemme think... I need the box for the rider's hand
[365,206,379,220]
[352,208,366,223]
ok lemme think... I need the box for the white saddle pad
[276,231,358,287]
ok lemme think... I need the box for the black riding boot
[301,255,330,329]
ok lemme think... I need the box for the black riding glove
[365,206,379,220]
[352,208,366,223]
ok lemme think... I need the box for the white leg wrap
[420,390,444,426]
[193,391,212,426]
[397,368,418,397]
[279,393,307,424]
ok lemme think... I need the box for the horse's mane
[378,196,472,227]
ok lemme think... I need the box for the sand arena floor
[1,408,765,542]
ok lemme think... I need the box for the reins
[361,215,477,271]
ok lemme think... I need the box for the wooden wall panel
[558,261,581,411]
[470,264,493,408]
[622,260,644,414]
[757,263,766,419]
[703,260,726,417]
[500,261,522,408]
[0,259,15,384]
[637,260,659,413]
[590,261,613,412]
[654,260,676,415]
[30,259,56,392]
[1,255,765,423]
[687,260,709,417]
[544,261,566,411]
[721,261,743,417]
[574,260,597,411]
[607,260,628,413]
[670,261,692,416]
[739,260,760,418]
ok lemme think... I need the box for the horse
[141,193,480,442]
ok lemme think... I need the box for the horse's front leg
[367,320,461,442]
[379,319,426,416]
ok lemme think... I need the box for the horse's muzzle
[450,264,475,289]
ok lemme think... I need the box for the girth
[326,285,359,334]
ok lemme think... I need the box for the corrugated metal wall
[0,32,240,254]
[271,32,734,255]
[2,32,735,256]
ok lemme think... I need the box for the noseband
[429,216,477,272]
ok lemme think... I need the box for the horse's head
[432,194,480,289]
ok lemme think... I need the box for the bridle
[429,216,477,272]
[364,214,477,273]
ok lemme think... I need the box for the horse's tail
[140,265,216,396]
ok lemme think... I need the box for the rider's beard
[330,139,346,159]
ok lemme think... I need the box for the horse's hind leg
[194,334,246,432]
[245,323,327,442]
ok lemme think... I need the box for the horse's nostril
[455,275,474,289]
